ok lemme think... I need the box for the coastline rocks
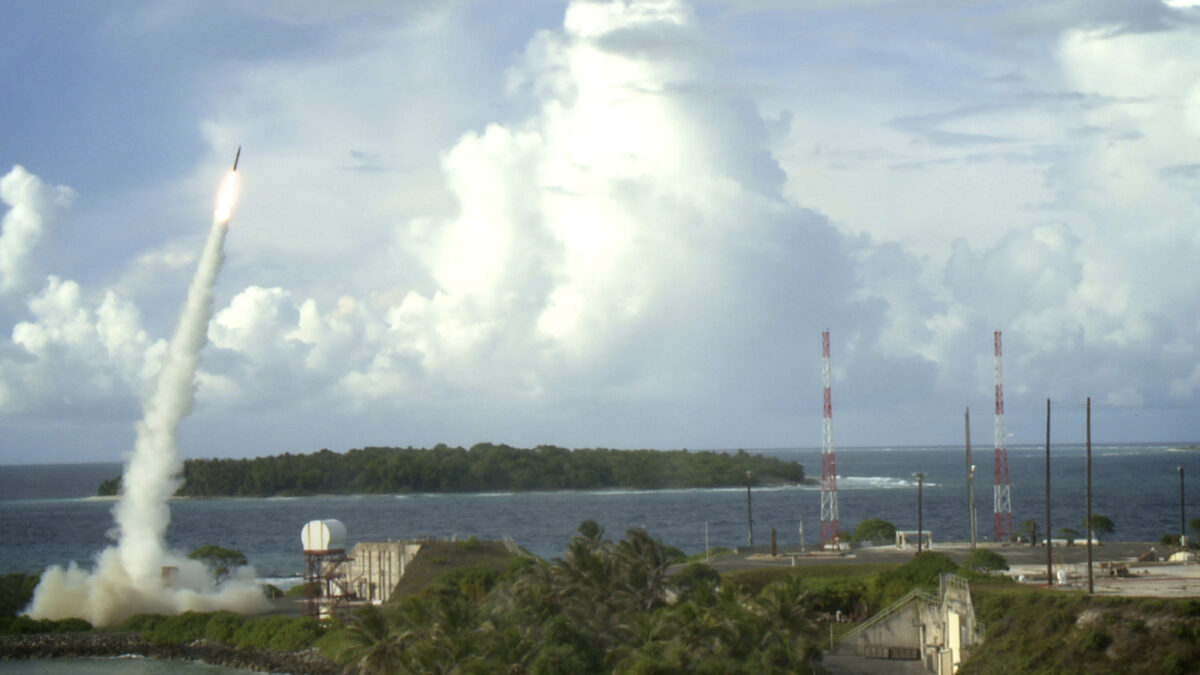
[0,632,340,674]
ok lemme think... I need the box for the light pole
[969,464,977,549]
[966,407,976,550]
[1045,398,1052,586]
[1086,397,1093,594]
[1180,466,1186,547]
[913,472,926,555]
[746,471,754,549]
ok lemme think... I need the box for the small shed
[896,530,933,550]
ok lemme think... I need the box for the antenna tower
[820,330,839,546]
[993,330,1014,541]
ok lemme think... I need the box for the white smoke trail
[27,170,270,627]
[116,213,227,582]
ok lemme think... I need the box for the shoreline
[0,632,339,674]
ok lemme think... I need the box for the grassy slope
[388,538,523,600]
[962,586,1200,674]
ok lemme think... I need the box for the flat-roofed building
[343,541,422,604]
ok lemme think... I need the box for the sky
[2,0,1199,464]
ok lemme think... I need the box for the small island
[98,444,808,497]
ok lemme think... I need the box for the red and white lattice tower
[993,330,1014,541]
[820,330,840,547]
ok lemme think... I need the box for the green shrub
[118,613,165,632]
[0,615,92,635]
[670,563,721,597]
[432,564,500,602]
[233,615,325,651]
[722,568,803,595]
[1079,629,1111,652]
[1162,651,1189,675]
[805,577,870,615]
[285,582,316,598]
[203,610,246,643]
[846,518,896,544]
[872,552,958,606]
[963,548,1009,572]
[143,611,212,645]
[0,573,40,618]
[507,556,538,577]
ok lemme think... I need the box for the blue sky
[2,0,1199,463]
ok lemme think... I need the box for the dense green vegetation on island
[98,443,807,497]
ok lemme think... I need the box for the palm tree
[612,528,673,611]
[341,604,403,675]
[754,576,817,635]
[751,576,820,671]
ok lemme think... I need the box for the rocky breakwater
[0,632,340,674]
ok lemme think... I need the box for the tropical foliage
[0,572,94,635]
[1082,514,1115,542]
[962,548,1009,573]
[118,611,326,651]
[845,518,896,544]
[0,573,39,618]
[187,545,249,583]
[332,521,825,673]
[100,444,806,497]
[962,591,1200,674]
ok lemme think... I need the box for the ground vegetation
[961,589,1200,674]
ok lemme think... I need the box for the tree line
[334,521,827,673]
[98,444,807,497]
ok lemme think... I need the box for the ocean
[2,444,1196,582]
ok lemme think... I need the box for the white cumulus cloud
[0,167,74,301]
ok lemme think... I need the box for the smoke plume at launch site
[26,170,268,627]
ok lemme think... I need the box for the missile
[232,146,241,172]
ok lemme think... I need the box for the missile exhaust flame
[26,149,267,627]
[214,147,241,222]
[214,171,239,223]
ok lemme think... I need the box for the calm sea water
[1,444,1197,581]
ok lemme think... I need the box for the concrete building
[342,541,423,604]
[837,573,981,674]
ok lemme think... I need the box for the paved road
[692,539,1200,601]
[694,540,1163,574]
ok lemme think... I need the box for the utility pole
[914,472,926,555]
[1046,398,1052,586]
[966,407,976,549]
[746,470,754,549]
[1086,397,1094,595]
[1180,466,1186,547]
